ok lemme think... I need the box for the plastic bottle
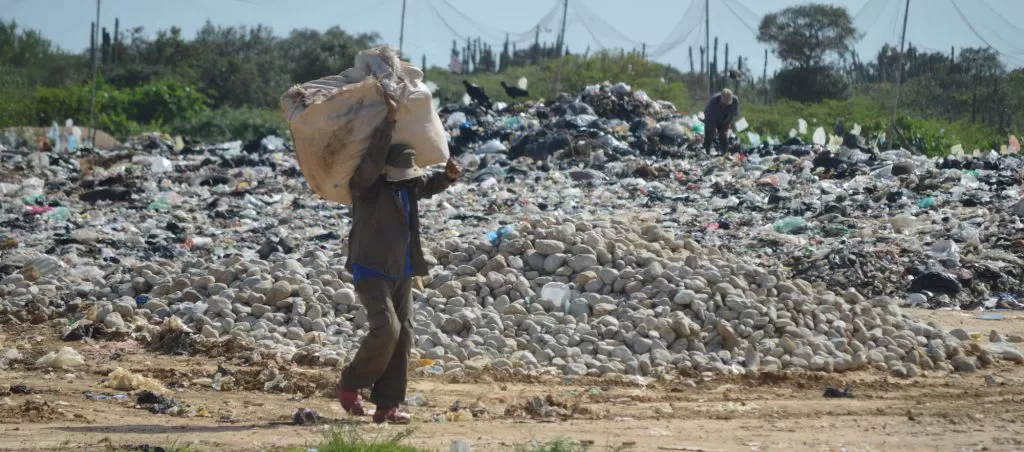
[48,122,62,152]
[774,217,809,234]
[540,282,571,314]
[47,207,71,221]
[148,196,171,211]
[405,394,429,406]
[917,197,936,209]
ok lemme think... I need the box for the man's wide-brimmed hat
[385,144,425,182]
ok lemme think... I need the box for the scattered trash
[105,367,168,393]
[292,407,326,425]
[405,394,429,407]
[9,384,31,394]
[136,390,188,416]
[35,347,85,369]
[823,387,854,398]
[84,391,130,401]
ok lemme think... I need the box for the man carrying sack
[335,96,461,424]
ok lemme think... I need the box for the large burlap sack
[280,46,448,205]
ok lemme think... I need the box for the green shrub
[169,106,287,142]
[22,78,210,140]
[309,425,421,452]
[105,78,208,126]
[427,52,687,110]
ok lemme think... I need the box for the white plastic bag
[281,46,449,205]
[150,157,173,173]
[812,127,826,145]
[36,347,85,369]
[734,117,749,133]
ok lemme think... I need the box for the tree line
[2,3,1022,149]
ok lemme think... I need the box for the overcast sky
[5,0,1024,73]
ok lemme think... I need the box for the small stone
[567,255,599,272]
[333,289,356,305]
[439,281,463,298]
[492,358,513,370]
[193,275,216,290]
[202,325,220,339]
[644,262,664,281]
[611,345,633,361]
[599,268,619,284]
[543,254,567,273]
[207,283,229,296]
[502,304,528,315]
[251,304,273,318]
[535,240,566,255]
[890,365,908,378]
[990,330,1004,343]
[102,312,126,330]
[593,303,617,317]
[286,327,305,341]
[673,290,696,305]
[575,271,598,285]
[951,355,977,373]
[565,363,588,376]
[481,255,508,274]
[949,328,971,341]
[266,281,292,304]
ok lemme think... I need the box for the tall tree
[757,4,860,69]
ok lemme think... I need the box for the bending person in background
[702,88,740,153]
[336,96,461,425]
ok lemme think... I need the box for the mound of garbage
[1,81,1023,380]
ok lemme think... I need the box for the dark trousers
[703,120,729,152]
[340,277,413,407]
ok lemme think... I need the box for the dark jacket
[345,118,452,278]
[703,93,740,128]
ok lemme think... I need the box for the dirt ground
[2,308,1023,452]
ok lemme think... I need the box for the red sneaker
[335,383,365,416]
[372,406,411,424]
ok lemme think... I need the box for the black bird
[462,80,492,108]
[501,80,530,101]
[728,69,743,81]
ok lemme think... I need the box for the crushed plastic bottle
[46,207,71,221]
[930,239,961,266]
[486,225,514,246]
[422,365,444,376]
[476,140,508,154]
[540,282,571,314]
[445,112,467,129]
[148,197,171,211]
[774,217,810,234]
[747,131,762,147]
[47,121,62,152]
[405,394,429,406]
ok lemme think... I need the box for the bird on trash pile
[462,80,492,109]
[501,77,530,101]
